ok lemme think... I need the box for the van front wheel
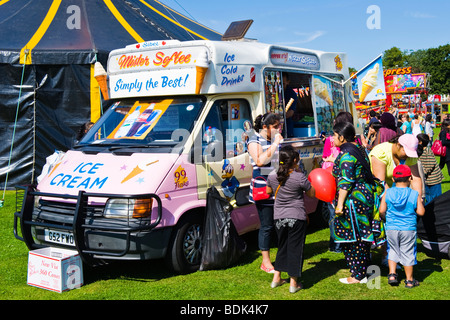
[165,213,203,274]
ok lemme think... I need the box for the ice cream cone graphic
[323,95,333,106]
[121,165,143,184]
[359,63,379,102]
[195,50,209,94]
[359,83,374,102]
[195,66,208,94]
[313,78,333,106]
[94,62,109,100]
[121,159,159,184]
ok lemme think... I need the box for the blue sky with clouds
[162,0,449,70]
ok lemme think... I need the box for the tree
[382,47,406,69]
[420,44,450,94]
[404,49,426,73]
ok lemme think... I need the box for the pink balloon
[308,168,336,202]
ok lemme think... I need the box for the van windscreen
[79,97,204,147]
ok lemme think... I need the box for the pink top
[322,136,339,170]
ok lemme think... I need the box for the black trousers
[274,219,307,278]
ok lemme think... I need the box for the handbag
[431,139,446,157]
[251,177,270,201]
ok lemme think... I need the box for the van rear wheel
[165,213,203,274]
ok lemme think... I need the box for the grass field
[1,149,449,303]
[1,191,449,301]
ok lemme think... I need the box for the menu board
[263,70,285,116]
[312,75,346,135]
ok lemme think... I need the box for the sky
[161,0,450,70]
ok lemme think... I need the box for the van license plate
[44,229,75,247]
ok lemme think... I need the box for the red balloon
[308,168,336,202]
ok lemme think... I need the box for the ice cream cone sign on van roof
[94,62,109,100]
[195,50,210,94]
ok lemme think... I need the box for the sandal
[339,277,365,284]
[404,279,420,288]
[387,273,399,285]
[260,264,275,274]
[270,279,288,288]
[289,284,303,293]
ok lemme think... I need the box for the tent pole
[1,52,28,206]
[31,66,37,184]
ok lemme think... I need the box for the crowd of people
[247,107,449,293]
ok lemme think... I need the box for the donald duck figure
[221,159,240,200]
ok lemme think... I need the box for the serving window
[263,70,348,138]
[263,70,314,137]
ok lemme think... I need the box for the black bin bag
[200,186,247,271]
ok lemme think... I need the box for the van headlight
[103,198,153,219]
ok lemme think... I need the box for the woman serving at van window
[248,113,284,273]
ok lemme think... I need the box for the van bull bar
[14,185,162,264]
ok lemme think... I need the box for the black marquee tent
[0,0,222,187]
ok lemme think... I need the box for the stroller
[417,191,450,259]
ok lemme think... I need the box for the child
[266,145,315,293]
[417,133,443,204]
[379,164,425,288]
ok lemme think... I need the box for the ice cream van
[14,39,356,273]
